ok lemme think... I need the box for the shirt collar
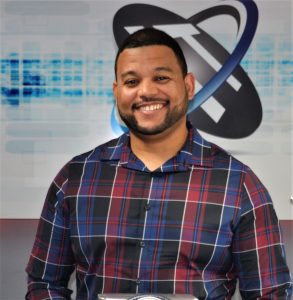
[100,122,215,172]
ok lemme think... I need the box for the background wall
[1,0,292,219]
[1,0,292,220]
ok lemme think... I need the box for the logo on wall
[112,0,262,139]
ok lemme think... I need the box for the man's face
[113,45,195,136]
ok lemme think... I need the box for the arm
[232,168,292,299]
[25,164,75,299]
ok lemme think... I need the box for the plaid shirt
[26,123,292,300]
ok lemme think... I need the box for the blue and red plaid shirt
[26,123,292,299]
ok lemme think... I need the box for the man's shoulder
[199,134,248,173]
[69,134,128,164]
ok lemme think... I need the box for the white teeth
[141,104,163,111]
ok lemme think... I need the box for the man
[26,28,292,299]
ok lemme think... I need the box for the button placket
[144,203,151,211]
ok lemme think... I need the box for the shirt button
[136,278,141,285]
[144,204,151,211]
[139,241,145,248]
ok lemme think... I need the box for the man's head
[113,28,195,137]
[114,28,188,78]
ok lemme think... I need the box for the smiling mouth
[140,103,164,111]
[133,100,169,112]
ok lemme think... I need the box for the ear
[113,81,118,102]
[184,73,195,101]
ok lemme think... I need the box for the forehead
[116,45,181,74]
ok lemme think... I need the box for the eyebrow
[154,67,173,73]
[120,70,138,80]
[120,67,174,80]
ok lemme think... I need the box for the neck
[129,119,188,171]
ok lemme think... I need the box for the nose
[137,79,158,99]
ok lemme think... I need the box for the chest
[66,163,242,245]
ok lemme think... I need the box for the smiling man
[113,43,194,171]
[26,28,292,300]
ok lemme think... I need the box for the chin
[133,123,174,136]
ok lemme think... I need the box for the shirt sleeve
[232,167,292,299]
[25,163,75,299]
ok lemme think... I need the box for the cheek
[116,89,136,108]
[163,82,184,98]
[166,86,185,103]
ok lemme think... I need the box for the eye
[124,79,139,87]
[155,76,169,83]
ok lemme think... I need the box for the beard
[117,94,189,136]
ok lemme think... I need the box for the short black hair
[114,27,188,78]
